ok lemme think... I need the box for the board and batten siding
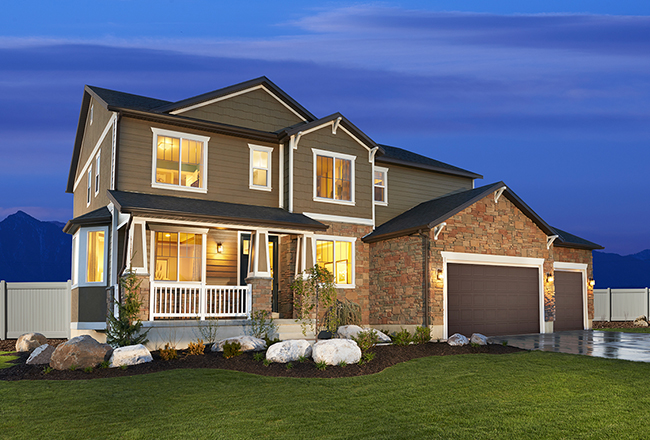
[117,118,280,207]
[374,162,474,226]
[177,88,304,133]
[292,128,373,220]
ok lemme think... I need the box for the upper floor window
[94,153,100,197]
[249,144,273,191]
[312,148,356,205]
[316,236,355,287]
[374,166,388,205]
[151,128,209,193]
[86,165,92,206]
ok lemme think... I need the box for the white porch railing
[151,282,252,320]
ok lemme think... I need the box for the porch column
[245,276,273,313]
[295,233,316,275]
[246,229,272,313]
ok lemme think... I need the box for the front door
[240,233,279,313]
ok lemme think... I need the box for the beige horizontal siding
[75,97,114,183]
[73,133,113,218]
[206,230,239,286]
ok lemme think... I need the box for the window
[312,149,355,205]
[249,144,273,190]
[151,128,209,192]
[154,232,203,282]
[86,165,92,206]
[90,104,93,125]
[316,236,355,287]
[374,166,388,205]
[87,230,105,283]
[73,226,108,287]
[94,153,100,197]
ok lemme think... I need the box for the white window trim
[94,153,100,197]
[248,144,273,191]
[71,232,79,287]
[312,148,356,206]
[315,234,356,289]
[151,127,210,194]
[374,166,388,206]
[126,220,149,275]
[90,104,94,125]
[553,262,589,330]
[150,228,207,284]
[76,226,109,287]
[86,165,92,206]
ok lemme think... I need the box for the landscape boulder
[49,335,113,370]
[266,340,312,363]
[312,339,361,365]
[337,325,391,343]
[26,344,55,365]
[470,333,488,346]
[634,316,649,327]
[447,333,469,346]
[212,336,266,352]
[16,333,47,352]
[109,344,153,368]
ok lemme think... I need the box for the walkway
[489,330,650,363]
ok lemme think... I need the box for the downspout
[418,229,431,327]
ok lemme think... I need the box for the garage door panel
[448,263,540,336]
[554,271,583,331]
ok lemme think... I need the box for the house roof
[552,226,604,250]
[363,182,555,242]
[377,144,482,179]
[63,206,112,234]
[107,190,327,232]
[86,85,172,112]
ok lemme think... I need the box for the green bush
[392,328,412,346]
[325,299,361,327]
[253,352,265,362]
[187,340,205,355]
[315,361,327,371]
[414,326,431,344]
[292,265,338,339]
[160,343,178,361]
[352,330,379,355]
[223,341,243,359]
[249,310,278,341]
[107,270,150,347]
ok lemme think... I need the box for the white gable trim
[170,85,307,122]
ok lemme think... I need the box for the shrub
[502,340,508,346]
[187,340,205,355]
[325,299,361,327]
[470,342,479,348]
[363,352,375,363]
[42,366,52,375]
[98,361,110,369]
[69,364,78,371]
[414,326,431,344]
[263,358,271,367]
[298,355,307,363]
[107,269,150,347]
[286,362,294,370]
[292,265,338,340]
[253,352,265,362]
[223,341,243,359]
[160,343,178,361]
[249,310,278,340]
[352,330,379,355]
[392,328,412,346]
[264,336,281,347]
[195,318,220,345]
[120,365,128,370]
[337,360,347,368]
[84,367,93,373]
[315,361,327,371]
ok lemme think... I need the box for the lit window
[154,232,202,282]
[151,128,209,192]
[86,166,92,206]
[312,149,355,204]
[87,230,105,283]
[249,144,273,190]
[94,153,100,197]
[374,167,388,204]
[316,238,354,286]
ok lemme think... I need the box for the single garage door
[448,263,540,336]
[554,271,584,331]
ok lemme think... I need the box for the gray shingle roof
[63,206,112,234]
[552,227,604,250]
[86,86,171,112]
[377,144,482,179]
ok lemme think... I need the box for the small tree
[292,264,338,339]
[107,270,150,347]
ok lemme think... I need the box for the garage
[554,271,584,331]
[447,263,540,336]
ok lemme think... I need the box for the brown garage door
[448,263,540,336]
[554,271,584,331]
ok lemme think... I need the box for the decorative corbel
[433,222,447,241]
[369,146,379,163]
[332,116,342,135]
[547,235,559,249]
[293,131,303,149]
[494,186,506,203]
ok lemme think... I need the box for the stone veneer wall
[553,246,595,320]
[278,234,297,319]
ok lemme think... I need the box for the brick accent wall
[135,275,150,322]
[553,246,595,320]
[278,235,297,318]
[247,276,273,313]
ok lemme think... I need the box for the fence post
[647,288,650,320]
[0,280,5,340]
[66,280,72,340]
[608,288,612,322]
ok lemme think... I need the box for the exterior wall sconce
[589,278,596,287]
[436,269,444,281]
[546,272,554,283]
[217,243,223,253]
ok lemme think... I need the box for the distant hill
[593,250,650,289]
[0,211,71,282]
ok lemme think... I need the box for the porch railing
[151,282,252,320]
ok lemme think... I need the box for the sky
[0,1,648,255]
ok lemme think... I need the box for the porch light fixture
[546,272,554,283]
[589,278,596,287]
[217,243,223,253]
[436,269,444,281]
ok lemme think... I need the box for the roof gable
[552,226,604,250]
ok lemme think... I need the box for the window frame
[373,166,388,206]
[149,226,208,284]
[311,148,356,206]
[314,234,356,288]
[248,144,274,191]
[86,165,92,206]
[151,127,210,194]
[73,225,109,288]
[94,153,101,197]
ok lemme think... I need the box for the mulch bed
[592,321,643,329]
[0,339,524,381]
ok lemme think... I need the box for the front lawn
[0,352,18,370]
[596,327,650,334]
[1,351,649,439]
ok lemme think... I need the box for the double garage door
[448,263,584,336]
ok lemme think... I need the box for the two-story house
[64,77,602,347]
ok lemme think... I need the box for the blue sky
[1,1,649,255]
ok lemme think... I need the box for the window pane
[87,231,105,283]
[374,186,385,202]
[316,156,333,198]
[374,171,384,186]
[181,139,201,188]
[155,232,178,281]
[335,241,352,284]
[253,150,268,168]
[335,158,351,201]
[316,240,334,274]
[253,168,267,186]
[179,233,202,281]
[156,136,180,185]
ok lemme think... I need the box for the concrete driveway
[489,330,650,362]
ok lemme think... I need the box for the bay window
[151,128,209,192]
[312,149,355,205]
[72,226,109,287]
[316,236,355,287]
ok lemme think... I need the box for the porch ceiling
[108,190,327,232]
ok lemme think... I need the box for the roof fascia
[279,113,378,152]
[66,89,93,193]
[554,241,604,250]
[375,156,483,179]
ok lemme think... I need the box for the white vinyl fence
[0,281,71,340]
[594,288,650,322]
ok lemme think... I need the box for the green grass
[597,327,650,333]
[1,351,650,439]
[0,352,18,370]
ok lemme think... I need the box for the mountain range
[0,211,648,287]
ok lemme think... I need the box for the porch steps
[275,319,316,341]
